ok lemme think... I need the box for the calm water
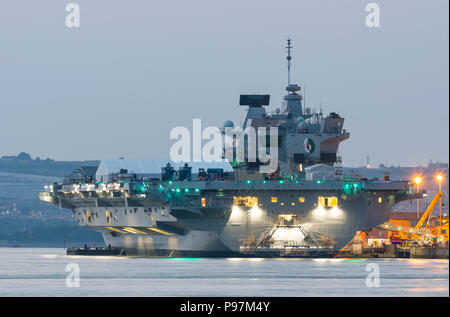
[0,248,448,296]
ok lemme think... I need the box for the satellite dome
[223,120,234,129]
[298,121,309,133]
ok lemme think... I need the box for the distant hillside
[0,218,103,247]
[0,154,98,221]
[0,159,99,178]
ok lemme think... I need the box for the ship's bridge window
[318,196,338,208]
[298,197,305,203]
[271,197,278,203]
[234,196,258,207]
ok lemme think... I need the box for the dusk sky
[0,0,448,167]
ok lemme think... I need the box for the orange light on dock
[414,177,422,185]
[414,177,422,219]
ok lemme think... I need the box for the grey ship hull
[40,180,419,257]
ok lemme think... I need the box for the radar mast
[286,38,292,85]
[285,39,300,94]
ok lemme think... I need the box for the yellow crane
[415,191,443,231]
[377,191,444,246]
[410,191,443,246]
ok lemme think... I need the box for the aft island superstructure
[39,40,421,257]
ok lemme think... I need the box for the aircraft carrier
[39,40,421,257]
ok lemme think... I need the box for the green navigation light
[343,182,361,195]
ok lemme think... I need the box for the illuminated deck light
[313,206,326,217]
[249,205,263,218]
[330,206,342,215]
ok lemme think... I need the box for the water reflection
[0,248,447,297]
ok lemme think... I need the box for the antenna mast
[286,38,292,85]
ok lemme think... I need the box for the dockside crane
[415,191,443,231]
[377,191,444,246]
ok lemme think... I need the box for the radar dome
[298,121,309,133]
[223,120,234,129]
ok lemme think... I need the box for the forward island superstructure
[39,40,421,257]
